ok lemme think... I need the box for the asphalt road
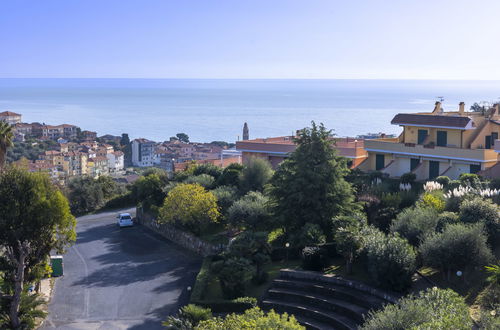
[42,208,201,330]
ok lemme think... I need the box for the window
[376,154,385,171]
[418,130,428,145]
[437,131,447,147]
[470,164,481,174]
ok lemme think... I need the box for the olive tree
[419,223,493,280]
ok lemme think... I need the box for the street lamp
[285,243,290,263]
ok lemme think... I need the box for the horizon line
[2,77,500,81]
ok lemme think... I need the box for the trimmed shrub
[435,175,451,187]
[301,246,328,271]
[363,227,416,291]
[390,207,439,246]
[361,288,472,330]
[195,299,257,314]
[459,173,482,188]
[459,197,500,241]
[400,172,416,184]
[420,223,493,279]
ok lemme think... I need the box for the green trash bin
[51,256,63,277]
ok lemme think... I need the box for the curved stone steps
[267,288,367,323]
[262,299,356,330]
[272,278,386,311]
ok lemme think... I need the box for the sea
[1,78,500,143]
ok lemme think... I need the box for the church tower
[243,122,249,140]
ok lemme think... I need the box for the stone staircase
[261,269,399,330]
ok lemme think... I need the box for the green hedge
[190,256,213,302]
[194,299,256,313]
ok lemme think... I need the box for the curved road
[42,208,201,330]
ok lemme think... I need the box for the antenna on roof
[436,96,444,103]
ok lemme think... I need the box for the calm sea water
[1,79,500,143]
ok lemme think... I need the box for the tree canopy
[269,122,357,237]
[361,288,472,330]
[0,168,76,328]
[159,183,220,234]
[196,307,304,329]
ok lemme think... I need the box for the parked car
[117,213,134,228]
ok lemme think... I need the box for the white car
[117,213,134,228]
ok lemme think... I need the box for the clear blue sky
[1,0,500,79]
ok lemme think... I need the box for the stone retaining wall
[136,207,224,257]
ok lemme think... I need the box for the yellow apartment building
[358,102,500,180]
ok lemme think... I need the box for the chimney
[459,102,465,116]
[432,101,442,114]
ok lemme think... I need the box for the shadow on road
[70,219,201,328]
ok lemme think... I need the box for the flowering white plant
[423,181,443,192]
[443,186,499,199]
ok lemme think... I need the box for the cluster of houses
[5,100,500,185]
[131,138,241,171]
[15,141,125,185]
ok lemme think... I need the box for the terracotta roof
[0,111,21,116]
[113,151,124,156]
[391,114,471,128]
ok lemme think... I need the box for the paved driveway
[42,208,201,330]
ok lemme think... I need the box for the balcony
[364,139,498,162]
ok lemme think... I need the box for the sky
[1,0,500,79]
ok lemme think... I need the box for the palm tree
[0,120,14,170]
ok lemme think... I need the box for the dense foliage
[159,183,220,234]
[269,122,357,238]
[363,227,416,291]
[390,207,438,246]
[361,288,472,330]
[67,175,126,215]
[238,157,273,193]
[0,168,76,328]
[419,223,493,279]
[196,307,304,329]
[227,191,271,230]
